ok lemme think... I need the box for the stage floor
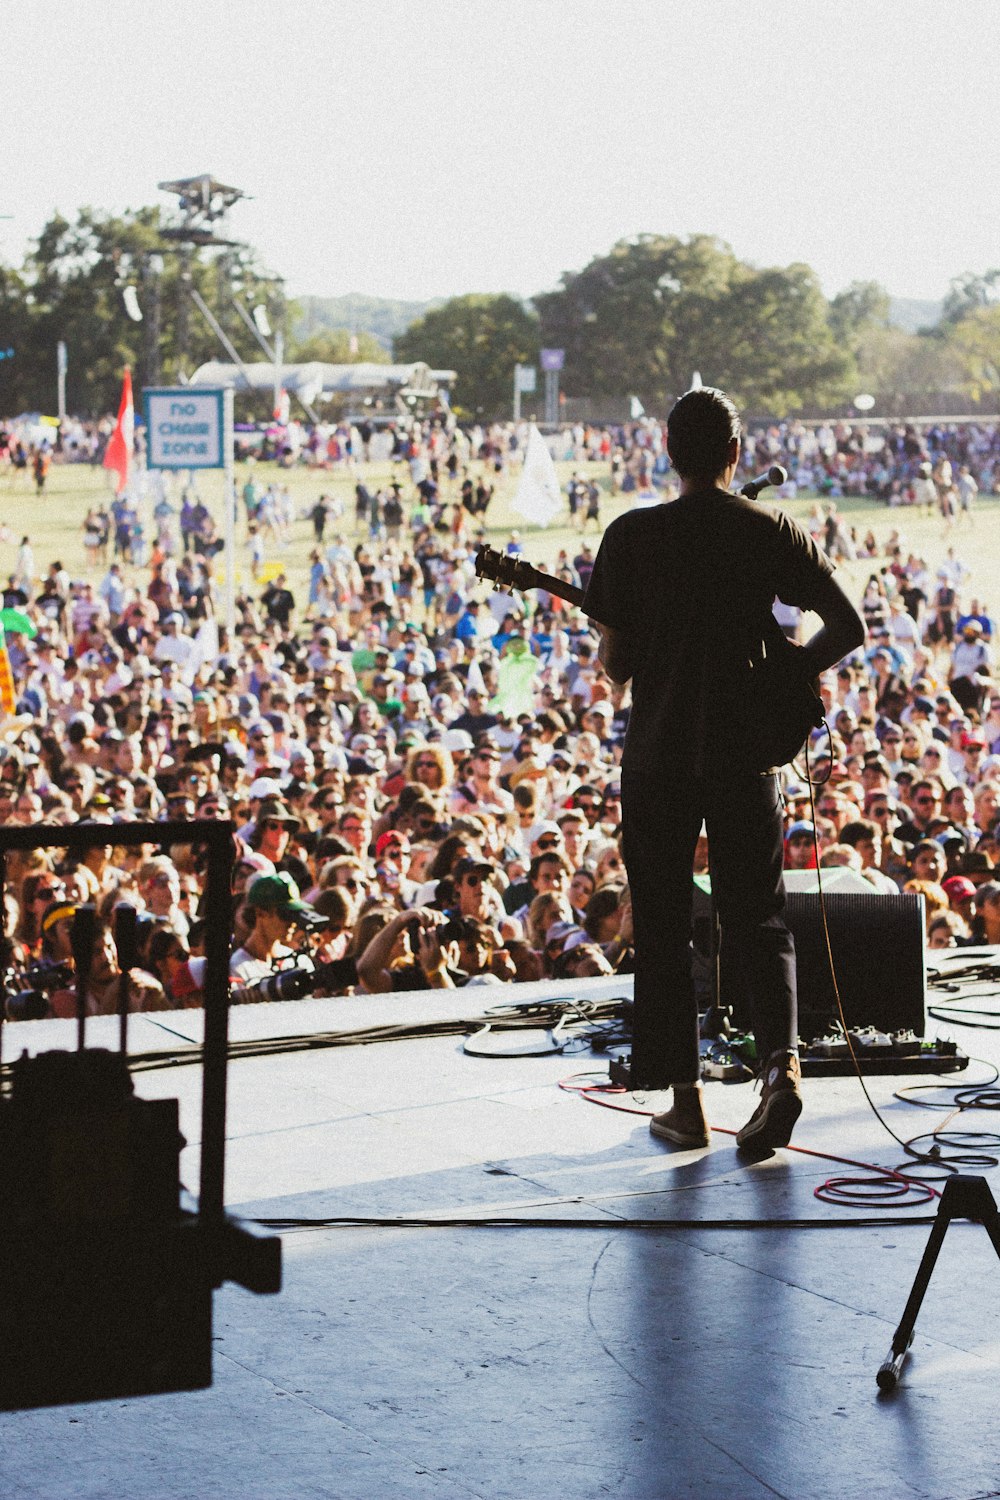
[3,959,1000,1500]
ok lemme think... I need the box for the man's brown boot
[736,1050,802,1152]
[649,1083,711,1147]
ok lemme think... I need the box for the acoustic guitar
[473,543,823,769]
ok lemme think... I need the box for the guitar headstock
[474,544,534,594]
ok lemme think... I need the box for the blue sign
[540,348,564,372]
[144,386,227,469]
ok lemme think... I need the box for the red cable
[559,1071,939,1208]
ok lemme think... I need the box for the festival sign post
[539,348,564,426]
[512,363,536,423]
[143,386,236,642]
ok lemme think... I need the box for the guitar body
[747,624,826,770]
[475,543,819,769]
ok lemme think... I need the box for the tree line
[3,208,1000,422]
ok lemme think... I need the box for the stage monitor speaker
[692,885,926,1041]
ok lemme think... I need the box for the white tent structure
[188,359,454,414]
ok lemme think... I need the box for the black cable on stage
[0,995,629,1083]
[253,1211,941,1232]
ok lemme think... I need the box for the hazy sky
[5,0,998,307]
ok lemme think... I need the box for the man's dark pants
[621,766,797,1088]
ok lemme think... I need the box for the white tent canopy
[188,359,454,408]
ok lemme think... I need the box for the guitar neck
[519,565,585,610]
[474,543,588,612]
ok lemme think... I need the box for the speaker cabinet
[693,886,926,1040]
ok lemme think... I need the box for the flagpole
[223,388,236,646]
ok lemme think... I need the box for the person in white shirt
[888,596,921,656]
[154,613,199,685]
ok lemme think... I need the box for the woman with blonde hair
[525,890,573,952]
[404,743,453,792]
[903,878,950,932]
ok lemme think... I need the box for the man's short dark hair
[666,387,741,480]
[840,819,879,847]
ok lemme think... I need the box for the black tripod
[878,1175,1000,1391]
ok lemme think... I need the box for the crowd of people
[0,408,998,1022]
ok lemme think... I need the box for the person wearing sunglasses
[446,855,501,925]
[893,778,943,847]
[404,743,453,792]
[448,741,513,820]
[14,871,66,958]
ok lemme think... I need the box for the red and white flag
[103,366,134,494]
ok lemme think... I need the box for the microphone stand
[877,1175,1000,1391]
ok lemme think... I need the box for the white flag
[629,395,645,420]
[511,423,562,526]
[465,655,488,696]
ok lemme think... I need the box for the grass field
[2,457,997,628]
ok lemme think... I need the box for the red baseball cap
[375,830,410,859]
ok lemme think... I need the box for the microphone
[740,465,788,500]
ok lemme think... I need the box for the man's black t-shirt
[582,490,833,775]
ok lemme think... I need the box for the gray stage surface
[3,958,1000,1500]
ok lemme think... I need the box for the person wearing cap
[368,672,404,720]
[957,731,988,789]
[941,875,977,925]
[448,687,500,741]
[154,612,198,684]
[230,872,327,988]
[543,919,591,969]
[235,776,285,840]
[784,821,818,871]
[584,385,864,1152]
[948,619,993,715]
[958,847,997,888]
[247,798,300,866]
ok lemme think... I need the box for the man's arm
[799,573,866,677]
[593,623,634,685]
[356,908,453,993]
[356,910,411,994]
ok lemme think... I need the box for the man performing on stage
[583,387,864,1151]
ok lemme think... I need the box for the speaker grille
[695,886,927,1040]
[783,892,926,1037]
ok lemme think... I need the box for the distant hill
[294,289,945,353]
[292,294,442,354]
[889,296,942,334]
